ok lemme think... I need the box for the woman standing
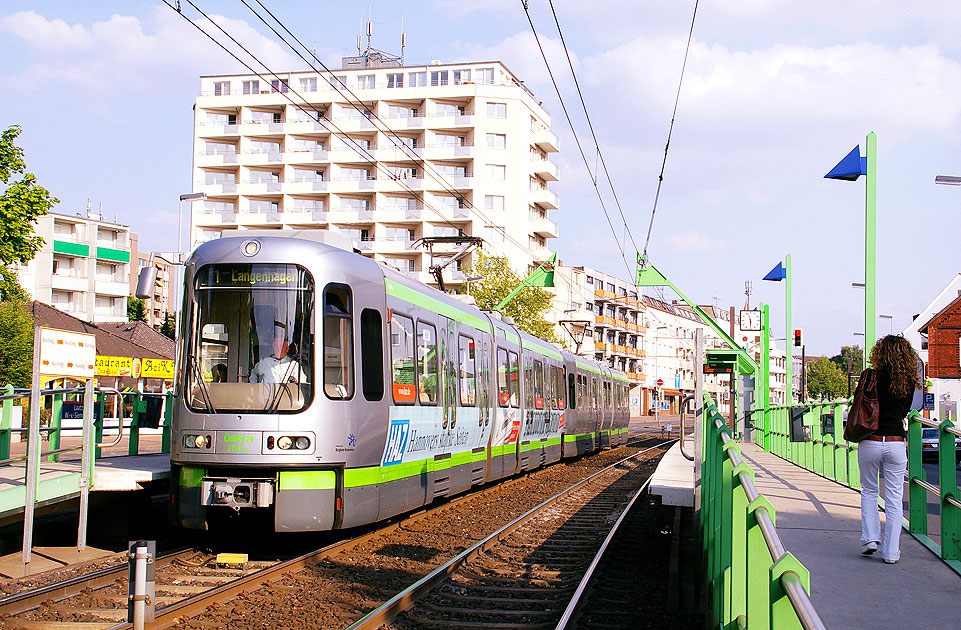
[859,335,919,564]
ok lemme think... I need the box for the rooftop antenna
[744,280,752,309]
[366,7,372,54]
[86,198,92,219]
[400,16,406,65]
[98,201,104,222]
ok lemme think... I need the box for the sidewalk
[740,442,961,629]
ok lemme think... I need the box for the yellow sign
[96,356,174,379]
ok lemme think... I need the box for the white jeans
[858,439,907,562]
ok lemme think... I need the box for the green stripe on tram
[279,470,336,491]
[575,361,602,375]
[386,278,490,333]
[521,338,563,361]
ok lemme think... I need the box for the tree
[459,252,559,343]
[830,344,863,375]
[0,126,58,266]
[0,266,29,302]
[0,302,34,387]
[806,357,847,400]
[127,297,146,323]
[159,313,176,340]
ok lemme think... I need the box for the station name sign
[197,264,303,288]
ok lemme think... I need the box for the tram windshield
[186,263,314,413]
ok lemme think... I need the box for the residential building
[15,211,133,323]
[191,55,560,286]
[917,293,961,422]
[132,251,175,329]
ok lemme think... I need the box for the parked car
[920,427,961,461]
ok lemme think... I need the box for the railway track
[0,440,669,630]
[348,444,664,630]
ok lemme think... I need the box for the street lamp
[465,275,484,296]
[879,314,893,335]
[935,175,961,186]
[175,193,206,325]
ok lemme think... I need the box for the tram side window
[525,357,535,407]
[604,382,611,410]
[558,367,567,409]
[568,372,576,410]
[508,351,520,407]
[458,335,476,406]
[548,365,557,410]
[361,309,383,401]
[416,321,438,404]
[533,360,544,409]
[497,348,511,406]
[323,284,353,399]
[592,378,598,410]
[390,313,416,404]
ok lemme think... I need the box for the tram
[168,231,630,531]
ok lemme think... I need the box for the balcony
[531,187,559,210]
[196,151,238,167]
[51,274,87,292]
[284,149,329,164]
[593,289,616,301]
[195,210,237,226]
[533,128,560,152]
[237,210,282,225]
[425,113,474,128]
[242,150,283,165]
[197,181,237,195]
[285,179,328,193]
[238,181,283,195]
[531,216,559,239]
[284,119,330,134]
[422,144,473,160]
[95,280,129,297]
[196,122,240,138]
[423,176,472,191]
[240,121,286,136]
[331,177,377,192]
[531,159,559,181]
[594,315,616,328]
[332,116,377,132]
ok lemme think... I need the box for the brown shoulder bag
[843,368,879,442]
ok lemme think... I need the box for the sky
[2,1,961,356]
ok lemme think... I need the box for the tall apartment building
[191,55,560,285]
[15,211,133,323]
[132,251,174,328]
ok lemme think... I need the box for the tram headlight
[277,436,293,450]
[184,434,211,449]
[294,436,310,450]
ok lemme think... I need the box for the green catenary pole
[762,303,771,451]
[865,131,877,366]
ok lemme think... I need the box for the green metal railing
[753,402,961,576]
[702,393,825,630]
[0,384,173,461]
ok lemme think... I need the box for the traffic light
[793,328,803,348]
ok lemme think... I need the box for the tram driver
[251,335,307,384]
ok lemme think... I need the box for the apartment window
[339,198,371,212]
[291,138,324,152]
[486,133,506,149]
[387,166,417,180]
[292,168,324,182]
[434,225,463,237]
[388,105,417,119]
[204,201,235,214]
[453,69,471,84]
[213,81,230,96]
[249,140,281,154]
[484,195,504,211]
[270,79,289,93]
[435,103,464,116]
[206,112,237,125]
[435,164,467,178]
[299,77,317,92]
[397,135,417,148]
[387,73,403,88]
[405,71,425,87]
[248,170,279,184]
[330,75,347,89]
[249,110,276,123]
[483,226,505,243]
[242,80,259,95]
[477,67,494,84]
[357,74,376,89]
[248,200,279,213]
[384,257,416,272]
[335,136,371,151]
[430,70,449,86]
[434,195,465,210]
[486,102,506,118]
[435,134,465,147]
[204,171,235,185]
[288,199,324,212]
[341,167,372,181]
[384,227,415,242]
[383,196,418,211]
[486,164,506,180]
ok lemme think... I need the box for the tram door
[440,317,456,431]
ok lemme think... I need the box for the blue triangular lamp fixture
[763,262,786,281]
[825,146,867,181]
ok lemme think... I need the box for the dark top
[875,369,913,437]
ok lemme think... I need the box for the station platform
[739,441,961,629]
[0,437,170,525]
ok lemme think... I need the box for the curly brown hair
[868,335,920,398]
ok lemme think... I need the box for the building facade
[191,57,560,285]
[132,251,175,329]
[15,211,133,323]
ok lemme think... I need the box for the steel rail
[0,549,198,617]
[345,441,671,630]
[713,414,825,630]
[554,475,654,629]
[102,444,663,630]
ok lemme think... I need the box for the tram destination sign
[197,264,303,289]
